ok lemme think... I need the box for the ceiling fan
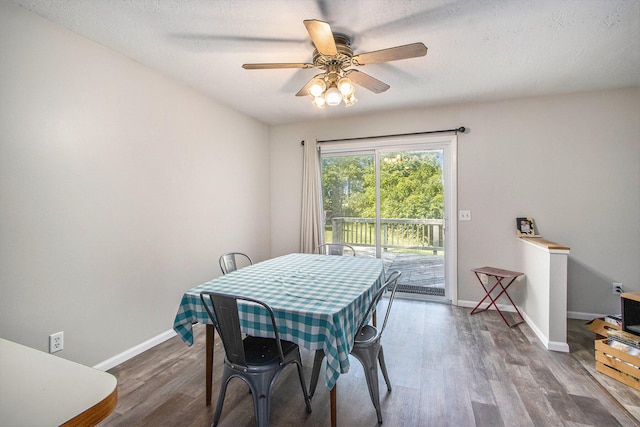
[242,19,428,108]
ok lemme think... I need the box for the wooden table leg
[205,324,214,406]
[330,385,337,427]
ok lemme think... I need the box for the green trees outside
[321,151,444,221]
[321,155,374,219]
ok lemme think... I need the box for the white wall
[270,88,640,317]
[0,2,270,366]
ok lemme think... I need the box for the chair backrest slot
[215,300,246,366]
[219,252,253,275]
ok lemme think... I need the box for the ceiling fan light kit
[307,66,357,108]
[242,19,427,110]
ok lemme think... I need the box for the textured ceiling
[10,0,640,125]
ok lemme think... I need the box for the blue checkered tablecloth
[173,253,384,390]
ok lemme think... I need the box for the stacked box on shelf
[608,329,640,348]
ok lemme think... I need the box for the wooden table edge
[61,382,118,427]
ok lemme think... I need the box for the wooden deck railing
[328,217,444,254]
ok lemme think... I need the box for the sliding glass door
[378,149,445,298]
[320,138,454,302]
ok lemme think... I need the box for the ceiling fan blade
[242,63,314,70]
[296,76,318,96]
[303,19,338,55]
[170,33,303,44]
[296,74,328,96]
[352,42,427,65]
[345,70,390,93]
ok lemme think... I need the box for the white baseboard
[457,299,572,352]
[547,341,571,352]
[520,310,570,352]
[93,329,177,371]
[457,301,604,322]
[567,310,610,320]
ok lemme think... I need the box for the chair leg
[352,346,383,424]
[378,346,392,392]
[308,350,325,398]
[255,392,271,427]
[212,370,233,427]
[244,357,312,427]
[248,371,273,427]
[293,358,313,412]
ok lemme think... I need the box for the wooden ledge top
[519,236,570,251]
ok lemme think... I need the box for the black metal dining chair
[308,270,401,424]
[219,252,253,275]
[200,291,312,427]
[314,243,356,256]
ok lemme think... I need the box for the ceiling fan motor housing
[313,34,354,76]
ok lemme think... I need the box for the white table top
[0,338,117,426]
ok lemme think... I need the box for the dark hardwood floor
[98,300,640,427]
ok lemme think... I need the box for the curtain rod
[300,127,465,145]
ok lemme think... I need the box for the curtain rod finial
[457,127,466,133]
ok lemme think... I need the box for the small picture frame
[516,217,538,237]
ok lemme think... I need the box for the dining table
[173,252,385,427]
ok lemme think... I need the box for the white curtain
[300,139,323,253]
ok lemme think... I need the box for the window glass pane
[321,155,375,255]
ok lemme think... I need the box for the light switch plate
[459,210,471,221]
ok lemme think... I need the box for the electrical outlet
[613,283,623,295]
[49,331,63,353]
[459,210,471,221]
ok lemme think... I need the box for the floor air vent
[397,284,445,296]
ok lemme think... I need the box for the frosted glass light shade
[338,77,354,96]
[312,96,326,108]
[325,85,342,106]
[343,93,358,107]
[308,78,326,97]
